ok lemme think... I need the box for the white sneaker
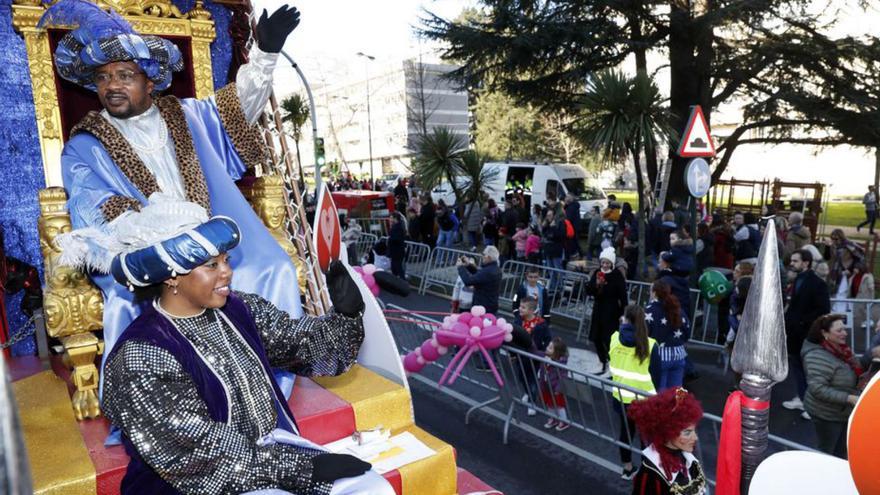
[521,394,537,416]
[801,411,811,420]
[782,397,804,411]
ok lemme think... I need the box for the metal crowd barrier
[418,246,489,296]
[349,217,391,237]
[498,260,592,340]
[377,236,432,285]
[385,305,816,486]
[829,297,879,354]
[349,232,378,265]
[414,246,880,355]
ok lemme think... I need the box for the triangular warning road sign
[677,105,716,158]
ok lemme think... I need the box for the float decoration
[398,306,513,387]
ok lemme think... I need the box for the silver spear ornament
[730,218,788,494]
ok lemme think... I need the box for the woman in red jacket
[709,212,735,269]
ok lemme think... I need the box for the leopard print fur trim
[215,82,271,171]
[100,195,143,222]
[155,96,212,214]
[71,112,160,206]
[71,97,213,218]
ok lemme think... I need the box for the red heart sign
[313,185,341,272]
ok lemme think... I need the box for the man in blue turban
[39,1,305,394]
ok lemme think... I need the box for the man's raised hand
[256,5,301,53]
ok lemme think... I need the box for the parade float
[0,1,495,493]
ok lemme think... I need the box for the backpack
[564,219,575,239]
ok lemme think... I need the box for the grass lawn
[605,190,867,228]
[824,202,869,227]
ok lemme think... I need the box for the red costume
[628,388,707,495]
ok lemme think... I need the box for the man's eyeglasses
[94,69,145,86]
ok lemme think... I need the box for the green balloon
[699,269,733,304]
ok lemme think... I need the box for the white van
[430,162,607,216]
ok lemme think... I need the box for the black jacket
[502,207,520,236]
[388,221,406,260]
[457,261,501,314]
[541,220,567,259]
[418,204,435,240]
[784,269,831,354]
[586,268,628,342]
[564,201,581,234]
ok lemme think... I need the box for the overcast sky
[250,0,475,93]
[246,0,880,193]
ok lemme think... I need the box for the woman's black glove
[311,453,371,482]
[326,260,365,317]
[256,5,301,53]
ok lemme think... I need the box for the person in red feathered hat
[628,387,707,495]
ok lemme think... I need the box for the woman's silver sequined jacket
[102,291,365,495]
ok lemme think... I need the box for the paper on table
[323,431,436,474]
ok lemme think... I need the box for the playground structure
[707,177,828,242]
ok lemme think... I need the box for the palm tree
[412,126,468,201]
[280,94,310,183]
[575,70,675,278]
[457,149,499,206]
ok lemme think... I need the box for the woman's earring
[173,285,178,295]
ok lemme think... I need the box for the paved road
[382,285,819,477]
[410,377,629,494]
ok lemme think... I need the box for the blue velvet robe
[61,95,303,386]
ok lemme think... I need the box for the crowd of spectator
[339,177,878,464]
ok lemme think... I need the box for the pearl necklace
[105,106,170,154]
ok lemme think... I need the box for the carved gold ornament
[38,188,105,420]
[242,175,309,296]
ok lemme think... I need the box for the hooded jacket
[783,224,812,261]
[668,237,695,275]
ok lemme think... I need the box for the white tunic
[100,47,279,200]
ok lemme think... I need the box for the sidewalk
[822,224,879,242]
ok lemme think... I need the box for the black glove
[256,5,301,53]
[326,260,365,317]
[311,453,371,483]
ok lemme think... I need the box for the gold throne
[14,0,224,420]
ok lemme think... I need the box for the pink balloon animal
[402,306,514,387]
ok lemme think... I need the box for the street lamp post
[356,51,375,185]
[278,50,322,192]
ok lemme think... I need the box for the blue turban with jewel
[38,0,183,91]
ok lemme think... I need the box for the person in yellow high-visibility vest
[609,305,660,480]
